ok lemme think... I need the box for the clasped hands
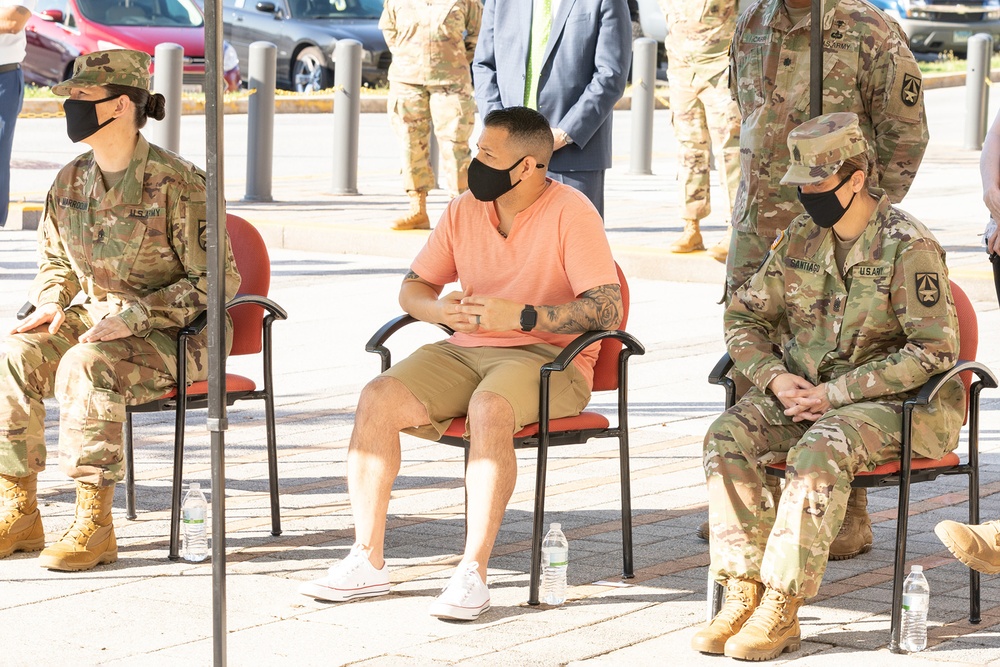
[768,372,832,422]
[437,289,522,334]
[11,303,131,343]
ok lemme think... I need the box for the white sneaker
[298,544,391,602]
[428,561,491,620]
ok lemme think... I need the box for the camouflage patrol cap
[51,50,151,96]
[780,112,868,186]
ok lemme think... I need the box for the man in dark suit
[472,0,632,218]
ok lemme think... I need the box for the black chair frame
[367,314,645,605]
[707,353,997,652]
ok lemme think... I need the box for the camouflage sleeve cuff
[118,305,151,336]
[753,363,788,394]
[827,375,855,409]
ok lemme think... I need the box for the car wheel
[292,47,331,93]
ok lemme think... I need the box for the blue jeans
[0,66,24,228]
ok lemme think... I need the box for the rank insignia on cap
[916,272,939,306]
[902,73,921,107]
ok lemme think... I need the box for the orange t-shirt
[410,180,619,389]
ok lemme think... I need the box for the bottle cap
[911,564,923,572]
[551,523,561,531]
[190,482,200,491]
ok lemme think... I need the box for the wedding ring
[475,315,481,325]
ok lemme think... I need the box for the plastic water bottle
[541,523,569,605]
[182,482,209,562]
[900,564,930,652]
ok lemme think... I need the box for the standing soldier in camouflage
[660,0,741,260]
[694,114,964,660]
[381,0,482,231]
[0,50,240,571]
[725,0,929,557]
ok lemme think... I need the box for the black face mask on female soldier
[467,156,543,202]
[796,172,858,229]
[63,96,119,143]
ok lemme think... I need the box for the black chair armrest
[16,302,35,320]
[365,314,454,371]
[709,352,734,385]
[180,294,288,337]
[906,360,998,407]
[540,329,645,374]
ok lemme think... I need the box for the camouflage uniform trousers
[388,79,476,197]
[0,307,175,486]
[704,385,960,598]
[669,64,741,221]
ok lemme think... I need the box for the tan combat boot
[391,191,430,230]
[670,219,705,253]
[706,225,733,264]
[829,487,873,560]
[692,578,765,654]
[724,587,804,660]
[38,482,117,572]
[0,473,45,558]
[935,519,1000,574]
[697,475,782,541]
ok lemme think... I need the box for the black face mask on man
[63,95,119,143]
[796,172,858,229]
[467,156,543,202]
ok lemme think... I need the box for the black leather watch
[520,304,537,332]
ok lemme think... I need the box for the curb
[18,69,976,119]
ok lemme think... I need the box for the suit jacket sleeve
[557,0,631,148]
[472,0,503,116]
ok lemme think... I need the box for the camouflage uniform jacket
[725,191,964,453]
[661,0,737,67]
[729,0,929,239]
[29,135,242,381]
[380,0,483,86]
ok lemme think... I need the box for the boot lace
[746,589,792,632]
[715,580,757,625]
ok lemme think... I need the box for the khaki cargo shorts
[382,341,592,440]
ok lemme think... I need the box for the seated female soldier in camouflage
[0,50,240,572]
[693,112,965,661]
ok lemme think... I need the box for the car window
[76,0,206,27]
[287,0,382,19]
[36,0,68,12]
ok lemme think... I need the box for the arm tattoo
[540,284,623,334]
[403,270,421,282]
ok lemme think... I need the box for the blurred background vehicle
[868,0,1000,55]
[222,0,390,93]
[23,0,208,88]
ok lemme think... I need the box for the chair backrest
[951,281,977,420]
[591,263,629,392]
[226,214,271,356]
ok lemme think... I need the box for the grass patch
[917,51,1000,74]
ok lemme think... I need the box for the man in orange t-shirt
[299,107,622,620]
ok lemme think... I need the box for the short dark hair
[483,106,554,165]
[103,84,166,129]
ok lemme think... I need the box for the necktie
[524,0,553,109]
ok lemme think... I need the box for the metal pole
[332,39,362,194]
[245,41,276,202]
[203,0,228,665]
[965,34,993,150]
[148,43,183,152]
[629,37,656,175]
[429,122,440,190]
[810,0,823,118]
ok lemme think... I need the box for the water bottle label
[902,593,927,612]
[544,549,568,567]
[183,508,206,524]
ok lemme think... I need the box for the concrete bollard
[965,33,993,150]
[148,43,183,153]
[245,41,277,202]
[629,37,657,175]
[332,39,363,195]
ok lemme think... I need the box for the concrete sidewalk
[3,82,1000,665]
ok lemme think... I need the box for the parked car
[23,0,208,89]
[221,0,390,92]
[869,0,1000,55]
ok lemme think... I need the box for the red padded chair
[122,214,288,560]
[366,263,645,604]
[707,281,997,652]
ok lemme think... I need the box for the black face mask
[797,172,858,229]
[467,156,543,202]
[63,95,119,143]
